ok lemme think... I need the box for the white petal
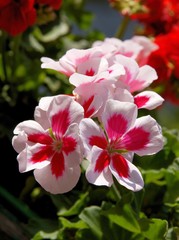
[12,132,27,153]
[110,158,144,192]
[86,146,113,187]
[134,91,164,110]
[132,65,158,92]
[47,95,84,127]
[79,118,105,157]
[13,120,45,135]
[128,115,164,156]
[41,57,62,72]
[102,99,137,140]
[63,123,83,166]
[34,165,81,194]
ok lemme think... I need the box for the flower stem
[111,182,121,202]
[115,15,130,39]
[1,32,8,82]
[0,185,39,220]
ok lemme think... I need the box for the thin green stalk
[1,32,8,82]
[115,15,130,39]
[0,185,39,220]
[11,34,22,80]
[111,182,121,202]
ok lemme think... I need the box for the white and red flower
[79,99,163,191]
[12,95,84,194]
[41,47,104,77]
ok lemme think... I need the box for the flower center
[53,139,62,152]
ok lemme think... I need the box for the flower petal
[110,154,144,191]
[74,82,108,118]
[48,95,84,137]
[134,90,164,110]
[102,99,137,140]
[34,165,81,194]
[131,65,158,92]
[41,57,64,73]
[62,123,83,167]
[85,146,113,187]
[121,115,164,156]
[79,118,107,157]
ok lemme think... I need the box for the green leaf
[164,170,179,203]
[144,169,166,186]
[102,203,141,233]
[58,192,89,217]
[32,230,59,240]
[139,218,168,240]
[166,227,179,240]
[34,22,69,43]
[79,206,102,239]
[59,217,88,230]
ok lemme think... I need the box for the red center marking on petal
[51,151,65,178]
[28,133,52,145]
[107,114,128,140]
[52,109,70,137]
[89,135,108,149]
[95,150,110,173]
[86,68,95,76]
[122,127,150,151]
[134,95,150,108]
[112,154,129,178]
[83,95,95,118]
[62,136,77,155]
[31,145,53,163]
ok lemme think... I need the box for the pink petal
[62,136,77,155]
[110,156,144,191]
[22,143,51,172]
[12,132,27,153]
[69,73,95,87]
[77,57,108,76]
[83,95,95,118]
[89,136,108,149]
[28,132,52,145]
[134,91,164,110]
[114,55,139,84]
[102,100,137,140]
[48,95,84,137]
[79,118,106,156]
[111,154,129,178]
[121,116,164,156]
[51,108,70,137]
[74,82,108,118]
[51,151,65,178]
[120,127,150,152]
[85,146,113,186]
[94,150,110,173]
[63,123,83,166]
[34,165,81,194]
[30,145,53,163]
[112,87,134,103]
[41,57,63,72]
[13,120,45,136]
[131,65,158,92]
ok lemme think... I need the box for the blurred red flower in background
[0,0,36,36]
[131,0,179,35]
[0,0,63,36]
[148,26,179,104]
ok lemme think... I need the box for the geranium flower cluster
[12,36,164,194]
[0,0,62,36]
